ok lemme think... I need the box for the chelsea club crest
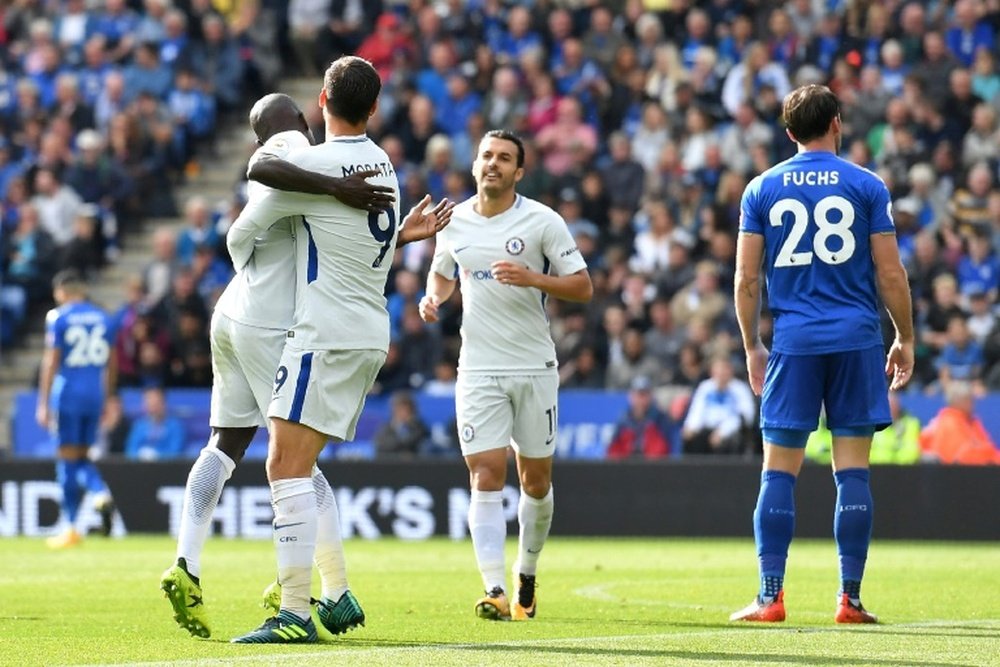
[505,237,525,255]
[461,423,476,442]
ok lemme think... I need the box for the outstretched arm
[248,159,395,212]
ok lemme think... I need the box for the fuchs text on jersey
[782,170,840,187]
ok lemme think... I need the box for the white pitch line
[75,619,1000,667]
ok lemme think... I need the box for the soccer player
[225,57,452,644]
[731,84,914,624]
[161,91,448,640]
[37,269,116,548]
[418,130,593,621]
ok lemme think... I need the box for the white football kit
[429,194,587,456]
[228,135,401,440]
[209,130,309,428]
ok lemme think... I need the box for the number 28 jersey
[740,151,895,355]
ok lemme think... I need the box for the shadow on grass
[443,644,975,666]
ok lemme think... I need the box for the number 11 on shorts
[544,405,557,446]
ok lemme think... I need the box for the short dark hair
[323,56,381,125]
[782,84,840,144]
[52,268,84,292]
[483,129,525,167]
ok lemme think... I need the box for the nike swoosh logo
[455,245,471,253]
[545,435,555,445]
[526,548,541,554]
[274,522,305,531]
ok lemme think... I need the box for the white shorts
[268,347,386,440]
[455,372,559,458]
[209,311,286,428]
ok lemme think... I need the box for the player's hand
[35,403,49,428]
[885,338,915,390]
[331,168,395,212]
[745,342,769,397]
[491,260,534,287]
[399,195,454,244]
[418,294,440,323]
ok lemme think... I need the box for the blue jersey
[740,151,895,354]
[46,301,114,414]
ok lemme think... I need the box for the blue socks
[56,459,110,528]
[834,468,873,603]
[56,460,84,524]
[754,470,796,603]
[79,460,109,495]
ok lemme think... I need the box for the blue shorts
[56,409,101,447]
[761,346,890,446]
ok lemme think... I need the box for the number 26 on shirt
[769,195,856,267]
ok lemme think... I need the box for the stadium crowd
[3,0,1000,461]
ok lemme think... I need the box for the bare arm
[490,263,594,303]
[418,271,458,323]
[872,231,915,389]
[248,159,395,212]
[734,231,768,395]
[36,347,60,427]
[104,351,117,400]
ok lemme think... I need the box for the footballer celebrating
[420,130,593,621]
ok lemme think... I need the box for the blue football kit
[45,299,116,533]
[737,148,895,615]
[47,300,115,445]
[740,150,894,442]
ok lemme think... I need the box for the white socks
[468,489,507,592]
[516,486,553,576]
[176,446,235,577]
[271,477,316,620]
[312,466,348,601]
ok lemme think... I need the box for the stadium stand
[2,0,1000,461]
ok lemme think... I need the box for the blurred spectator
[124,386,185,460]
[681,355,756,456]
[175,195,218,267]
[2,202,55,301]
[919,380,1000,464]
[605,326,662,390]
[59,203,103,279]
[535,97,597,178]
[191,14,243,114]
[480,66,528,134]
[316,0,380,67]
[671,260,728,329]
[956,233,999,300]
[936,315,985,391]
[122,41,172,103]
[144,227,178,304]
[373,390,431,459]
[607,376,673,459]
[94,394,132,458]
[721,42,791,118]
[31,167,81,247]
[945,0,995,68]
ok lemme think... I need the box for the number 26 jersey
[739,151,896,355]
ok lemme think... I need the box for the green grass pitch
[1,536,998,666]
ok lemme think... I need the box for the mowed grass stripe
[0,536,997,666]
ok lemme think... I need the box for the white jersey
[227,134,401,352]
[430,194,587,374]
[216,130,310,330]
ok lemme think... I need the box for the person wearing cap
[607,375,674,459]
